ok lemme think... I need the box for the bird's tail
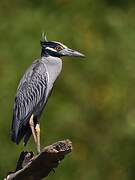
[11,113,20,144]
[11,126,28,145]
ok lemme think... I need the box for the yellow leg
[29,114,37,144]
[35,123,41,153]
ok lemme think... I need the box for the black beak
[59,48,85,58]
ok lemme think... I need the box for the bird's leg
[29,114,37,144]
[35,123,41,153]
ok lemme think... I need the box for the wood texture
[5,139,72,180]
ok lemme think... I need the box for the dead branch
[5,139,72,180]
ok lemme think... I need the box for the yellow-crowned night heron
[11,33,85,153]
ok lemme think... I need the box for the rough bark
[5,139,72,180]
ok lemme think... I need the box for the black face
[41,40,85,58]
[41,41,63,50]
[41,41,66,57]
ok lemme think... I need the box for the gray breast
[41,56,62,97]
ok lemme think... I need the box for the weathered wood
[5,139,72,180]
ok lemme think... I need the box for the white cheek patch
[46,47,57,52]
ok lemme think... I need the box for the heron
[11,33,85,153]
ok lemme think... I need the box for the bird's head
[40,33,85,58]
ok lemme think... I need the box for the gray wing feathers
[11,60,49,141]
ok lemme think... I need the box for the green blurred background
[0,0,135,179]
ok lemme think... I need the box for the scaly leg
[35,123,41,153]
[29,114,37,145]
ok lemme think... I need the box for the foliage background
[0,0,135,179]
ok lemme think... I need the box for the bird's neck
[41,56,62,64]
[41,56,62,82]
[41,49,49,57]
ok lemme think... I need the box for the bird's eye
[55,46,63,51]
